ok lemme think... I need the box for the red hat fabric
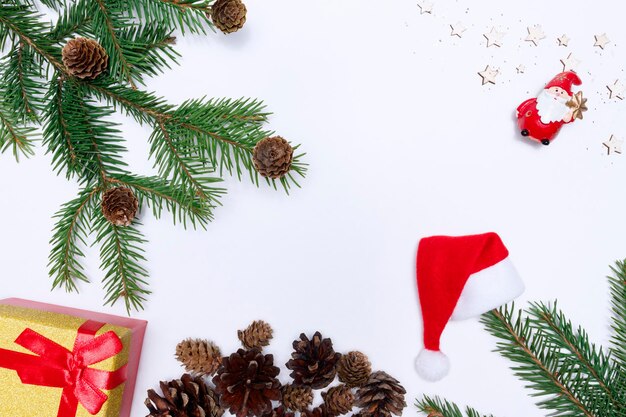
[415,232,524,381]
[544,71,582,95]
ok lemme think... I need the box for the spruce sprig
[416,261,626,417]
[0,0,307,312]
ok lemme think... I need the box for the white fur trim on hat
[415,349,450,382]
[450,257,525,321]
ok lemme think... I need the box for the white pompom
[415,349,450,382]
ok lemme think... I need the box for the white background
[1,1,626,416]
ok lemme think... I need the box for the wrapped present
[0,298,147,417]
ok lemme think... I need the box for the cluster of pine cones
[145,321,407,417]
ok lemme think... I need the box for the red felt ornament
[516,71,585,146]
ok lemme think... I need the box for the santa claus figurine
[516,71,582,145]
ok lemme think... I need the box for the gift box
[0,298,147,417]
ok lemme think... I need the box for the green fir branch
[125,0,214,34]
[0,40,44,122]
[416,396,495,417]
[0,103,36,159]
[118,23,180,80]
[609,261,626,369]
[48,185,99,292]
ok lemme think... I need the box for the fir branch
[49,0,92,42]
[118,23,179,80]
[481,306,597,417]
[93,213,150,312]
[0,103,36,159]
[0,40,44,122]
[49,185,99,292]
[610,261,626,369]
[125,0,214,34]
[416,396,495,417]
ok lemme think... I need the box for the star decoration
[603,135,623,155]
[607,80,625,100]
[557,34,570,47]
[478,65,499,85]
[450,22,467,38]
[483,27,505,47]
[566,91,588,120]
[594,33,611,49]
[417,1,434,14]
[516,64,526,74]
[525,25,545,46]
[560,53,581,72]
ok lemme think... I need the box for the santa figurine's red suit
[516,71,582,145]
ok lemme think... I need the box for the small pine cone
[145,373,224,417]
[252,136,294,179]
[286,332,342,389]
[238,320,274,349]
[271,407,295,417]
[175,338,222,376]
[355,371,407,417]
[62,37,108,80]
[302,406,332,417]
[337,351,372,387]
[101,187,138,226]
[322,385,354,416]
[211,0,247,34]
[282,384,313,412]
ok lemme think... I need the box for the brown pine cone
[270,407,295,417]
[282,384,313,412]
[62,37,108,80]
[252,136,294,179]
[238,320,274,350]
[355,371,407,417]
[322,385,354,416]
[211,0,247,34]
[145,373,224,417]
[286,332,341,389]
[101,187,138,226]
[302,406,332,417]
[337,351,372,387]
[175,338,222,376]
[212,348,281,417]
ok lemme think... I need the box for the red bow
[0,320,127,417]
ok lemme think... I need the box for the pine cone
[302,406,332,417]
[282,384,313,412]
[286,332,341,389]
[355,371,407,417]
[238,320,274,350]
[62,37,108,80]
[212,348,282,417]
[322,385,354,416]
[211,0,247,34]
[176,338,222,376]
[252,136,294,179]
[145,373,224,417]
[270,406,295,417]
[337,351,372,388]
[101,187,138,226]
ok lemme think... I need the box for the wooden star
[516,64,526,74]
[594,33,611,49]
[450,22,467,38]
[417,1,434,14]
[603,135,623,155]
[560,53,581,72]
[478,66,499,85]
[557,34,570,47]
[567,91,588,120]
[607,80,625,100]
[525,25,545,46]
[483,27,505,47]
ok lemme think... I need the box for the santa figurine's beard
[536,90,571,124]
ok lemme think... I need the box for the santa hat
[544,71,582,96]
[414,232,524,382]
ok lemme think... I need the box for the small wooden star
[450,22,467,38]
[557,34,570,47]
[478,65,499,85]
[567,91,588,120]
[607,80,625,100]
[417,1,434,14]
[603,135,623,155]
[516,64,526,74]
[560,53,581,72]
[594,33,611,49]
[525,25,545,46]
[483,27,505,47]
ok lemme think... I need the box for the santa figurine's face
[536,86,572,124]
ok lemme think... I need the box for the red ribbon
[0,320,127,417]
